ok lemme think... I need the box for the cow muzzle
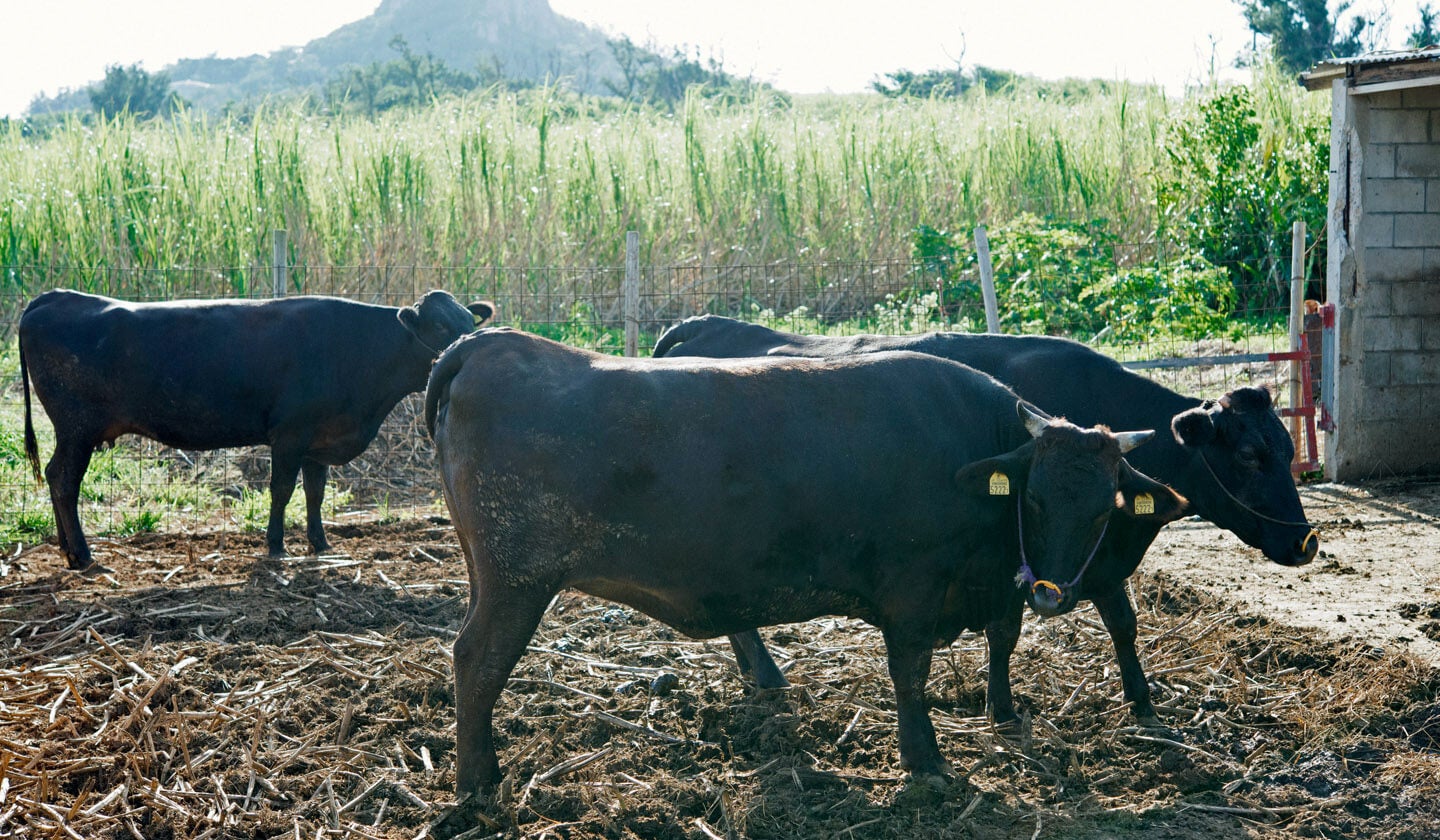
[1281,529,1320,567]
[1028,579,1068,617]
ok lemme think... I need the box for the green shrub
[1083,256,1238,343]
[1156,74,1327,314]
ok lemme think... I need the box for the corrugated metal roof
[1310,47,1440,68]
[1301,48,1440,90]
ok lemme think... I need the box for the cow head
[1170,387,1318,567]
[957,403,1188,618]
[399,291,496,356]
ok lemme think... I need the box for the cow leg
[266,449,303,558]
[45,437,97,572]
[454,577,552,794]
[728,630,789,689]
[881,627,947,778]
[1090,585,1159,724]
[301,460,331,554]
[984,596,1025,732]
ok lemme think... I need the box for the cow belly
[576,578,870,639]
[125,416,269,451]
[299,418,384,465]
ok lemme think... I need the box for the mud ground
[2,479,1439,839]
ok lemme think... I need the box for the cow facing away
[653,315,1318,727]
[425,328,1185,792]
[19,289,495,572]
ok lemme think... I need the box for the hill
[39,0,623,114]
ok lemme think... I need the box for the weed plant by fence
[0,248,1306,554]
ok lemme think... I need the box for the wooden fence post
[1289,221,1306,451]
[272,229,288,298]
[974,225,1000,334]
[624,231,640,357]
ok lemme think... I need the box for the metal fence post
[272,229,288,298]
[624,231,640,357]
[974,225,1000,334]
[1289,221,1306,450]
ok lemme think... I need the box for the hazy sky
[0,0,1419,118]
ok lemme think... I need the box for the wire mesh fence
[0,249,1314,556]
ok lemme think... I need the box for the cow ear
[397,305,423,335]
[1171,404,1216,448]
[955,443,1033,501]
[1115,460,1188,523]
[468,301,496,326]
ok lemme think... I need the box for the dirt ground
[1148,478,1440,664]
[2,479,1440,839]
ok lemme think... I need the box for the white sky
[0,0,1422,118]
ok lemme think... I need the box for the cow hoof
[427,791,505,840]
[1136,716,1180,739]
[990,718,1023,742]
[897,768,956,803]
[73,561,115,578]
[752,671,791,690]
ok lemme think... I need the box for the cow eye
[1237,447,1261,468]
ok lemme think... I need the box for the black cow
[19,289,495,572]
[425,328,1185,791]
[654,315,1318,727]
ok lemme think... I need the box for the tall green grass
[0,84,1200,277]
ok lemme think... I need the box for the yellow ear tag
[988,472,1011,496]
[1133,492,1155,515]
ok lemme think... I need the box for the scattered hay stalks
[1,530,1438,839]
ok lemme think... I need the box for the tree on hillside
[1408,3,1440,47]
[602,36,765,108]
[871,66,973,98]
[324,37,487,115]
[1234,0,1380,73]
[89,64,184,120]
[871,65,1127,100]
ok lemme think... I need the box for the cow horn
[1018,401,1052,439]
[1114,430,1155,453]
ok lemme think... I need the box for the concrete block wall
[1330,87,1440,480]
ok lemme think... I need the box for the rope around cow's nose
[1013,494,1108,598]
[1198,450,1319,556]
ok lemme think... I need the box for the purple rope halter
[1013,492,1109,601]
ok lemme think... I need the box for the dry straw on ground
[1,517,1438,840]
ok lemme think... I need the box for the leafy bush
[871,291,946,334]
[525,301,628,352]
[748,303,827,335]
[916,213,1239,341]
[982,214,1117,335]
[1156,80,1327,314]
[1083,256,1237,342]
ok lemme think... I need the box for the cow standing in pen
[18,289,494,572]
[424,328,1186,792]
[653,315,1319,730]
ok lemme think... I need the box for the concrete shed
[1302,50,1440,481]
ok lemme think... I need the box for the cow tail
[424,341,468,440]
[652,319,702,358]
[19,340,41,484]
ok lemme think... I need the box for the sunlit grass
[0,85,1198,282]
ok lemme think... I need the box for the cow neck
[1012,492,1108,596]
[411,332,451,357]
[1196,448,1311,529]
